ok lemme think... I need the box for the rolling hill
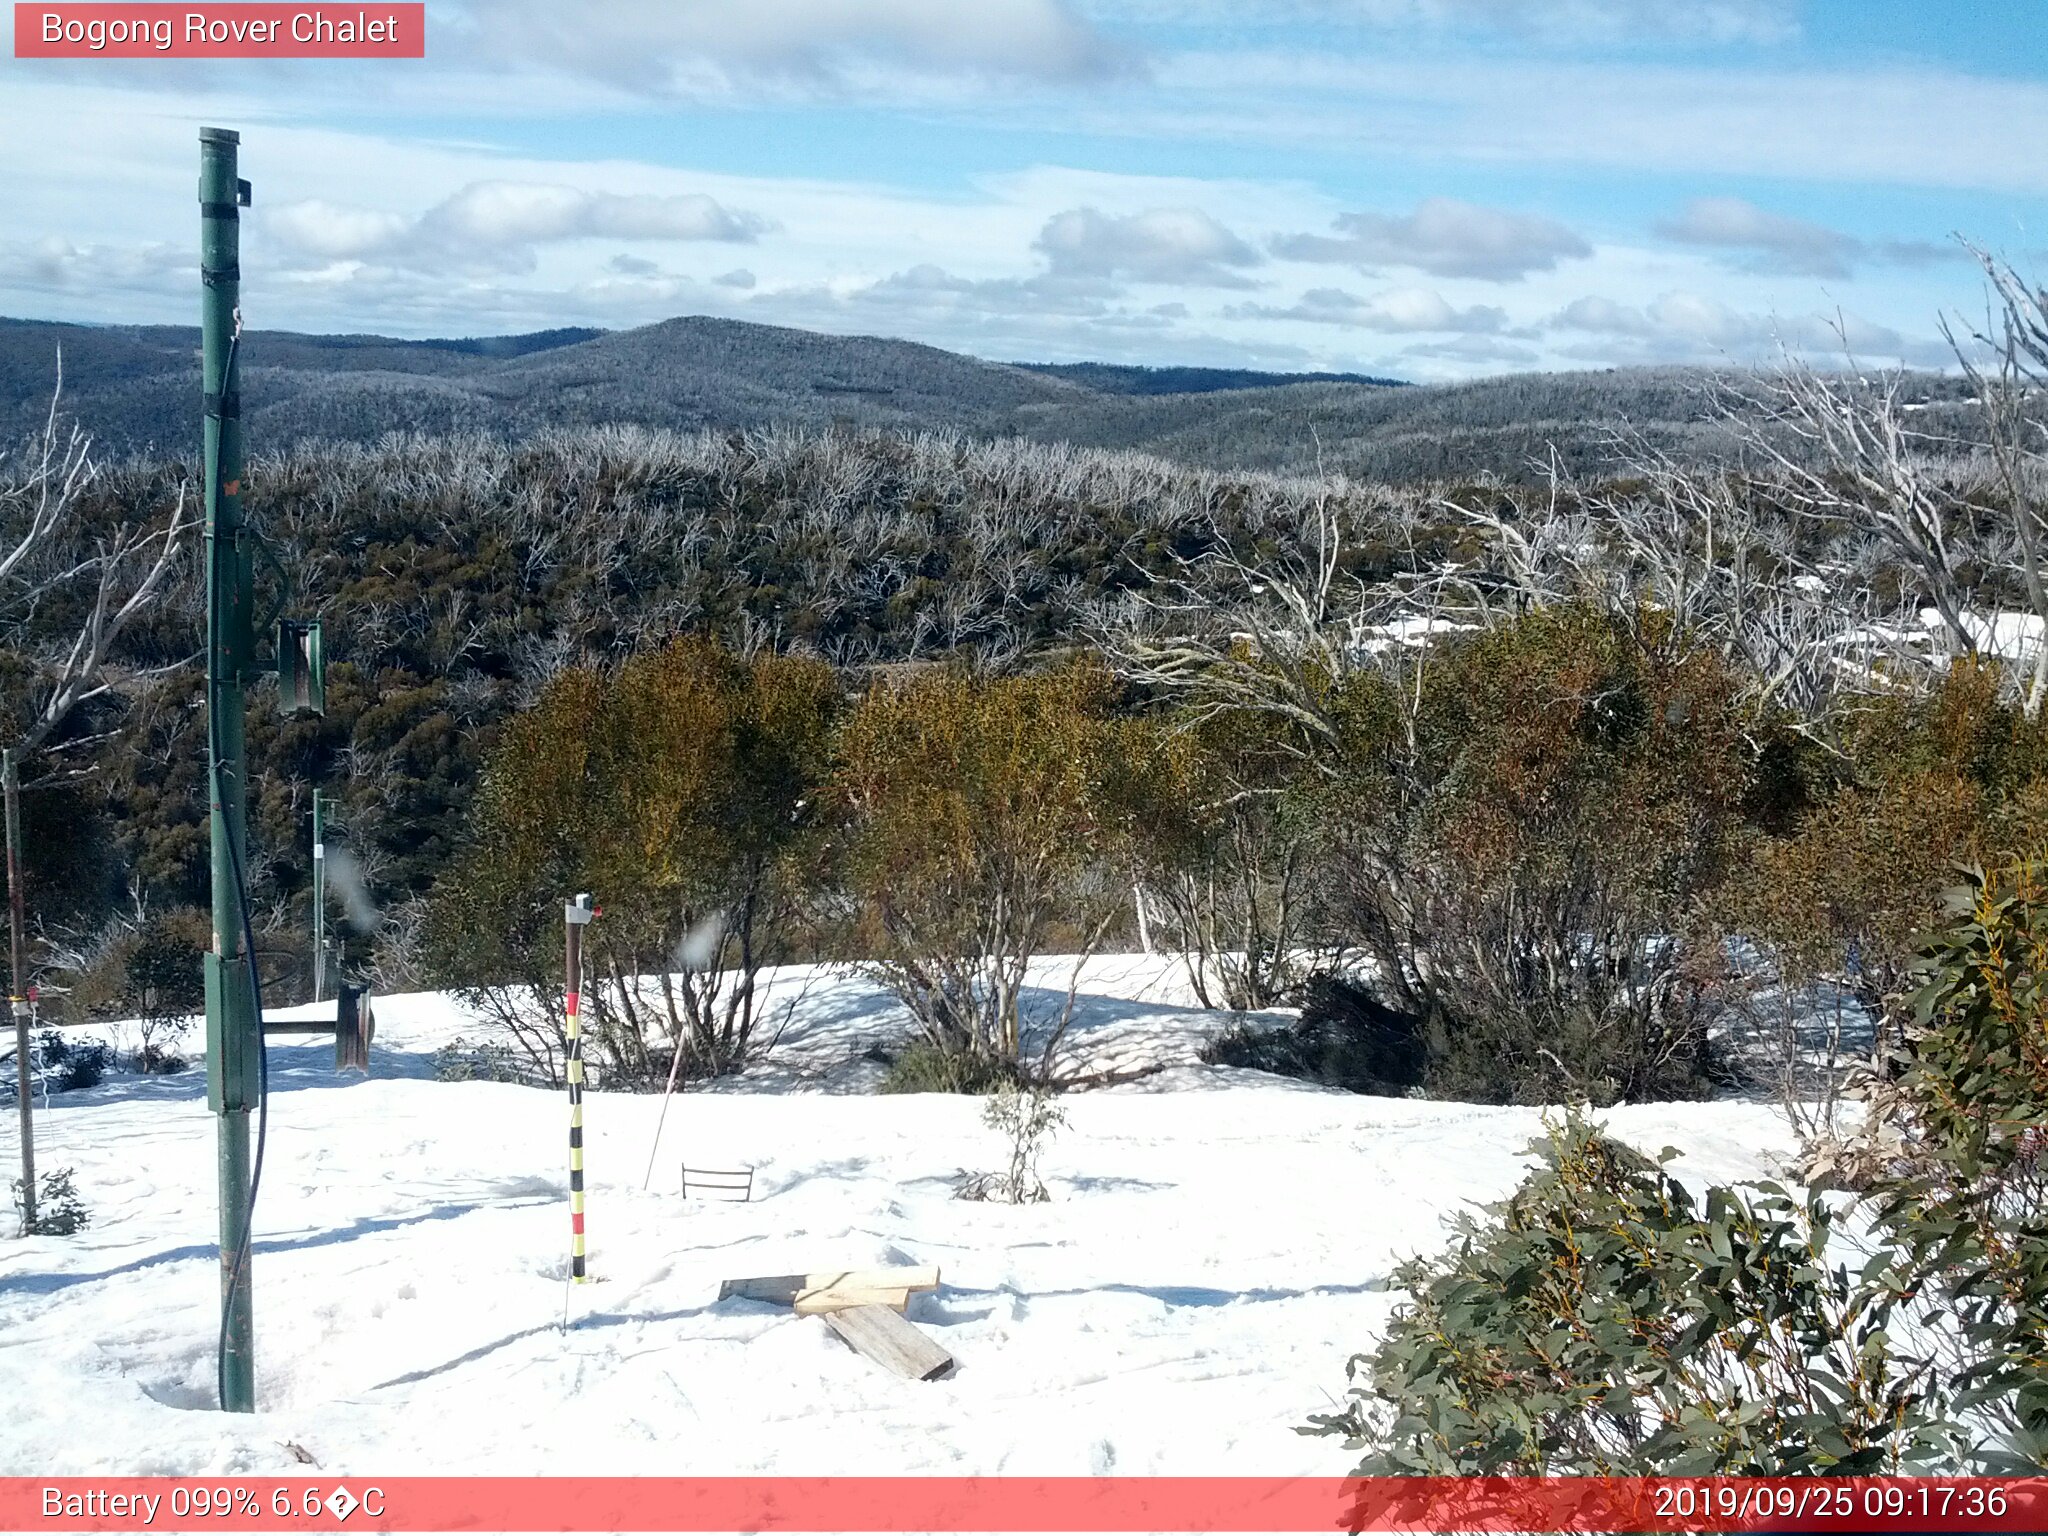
[0,313,1975,482]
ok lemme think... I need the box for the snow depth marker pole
[564,893,597,1286]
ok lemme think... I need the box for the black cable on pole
[214,773,270,1411]
[208,325,271,1411]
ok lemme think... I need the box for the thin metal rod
[642,1029,689,1192]
[311,789,325,1004]
[3,748,34,1231]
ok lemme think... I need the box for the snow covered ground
[0,954,1804,1478]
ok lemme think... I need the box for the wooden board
[793,1286,911,1317]
[719,1266,940,1306]
[823,1304,954,1380]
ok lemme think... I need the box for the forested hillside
[0,313,1980,482]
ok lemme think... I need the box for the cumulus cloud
[1232,285,1510,332]
[1272,198,1590,281]
[1552,289,1947,365]
[267,182,771,275]
[459,0,1128,98]
[1034,206,1262,287]
[1655,196,1950,277]
[0,237,192,296]
[265,202,413,261]
[856,262,1113,318]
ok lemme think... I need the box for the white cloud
[267,182,770,274]
[1273,198,1590,281]
[454,0,1129,99]
[1233,285,1510,332]
[855,262,1112,319]
[425,183,767,244]
[0,237,191,296]
[1552,288,1949,365]
[1034,206,1262,287]
[1655,196,1951,277]
[266,201,414,261]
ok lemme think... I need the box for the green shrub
[878,1041,1021,1095]
[1126,706,1324,1011]
[957,1081,1066,1202]
[1313,857,2048,1476]
[834,659,1143,1065]
[1317,606,1744,1104]
[426,637,839,1087]
[1201,975,1425,1094]
[14,1167,91,1237]
[1308,1112,1961,1473]
[123,909,207,1071]
[37,1032,112,1092]
[1871,858,2048,1468]
[1723,661,2048,1027]
[431,1035,533,1085]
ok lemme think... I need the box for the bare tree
[1726,350,1978,662]
[1948,244,2048,715]
[0,363,192,1227]
[0,364,194,757]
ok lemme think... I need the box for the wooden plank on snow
[823,1303,954,1380]
[794,1285,911,1316]
[719,1266,940,1306]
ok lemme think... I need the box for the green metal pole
[311,789,325,1005]
[3,748,34,1232]
[200,125,258,1414]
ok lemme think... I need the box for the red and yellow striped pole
[563,893,597,1283]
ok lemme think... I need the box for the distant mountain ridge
[0,313,1974,482]
[1016,361,1406,395]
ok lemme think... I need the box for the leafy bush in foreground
[1313,856,2048,1475]
[1873,859,2048,1467]
[1309,1112,1957,1473]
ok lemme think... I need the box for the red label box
[14,4,425,58]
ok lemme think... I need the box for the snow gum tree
[1125,702,1324,1011]
[426,637,837,1085]
[832,658,1143,1073]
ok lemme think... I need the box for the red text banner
[3,1477,2047,1533]
[14,5,424,59]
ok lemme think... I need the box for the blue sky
[4,0,2046,378]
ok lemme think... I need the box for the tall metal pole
[200,126,259,1413]
[311,789,325,1005]
[3,748,34,1231]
